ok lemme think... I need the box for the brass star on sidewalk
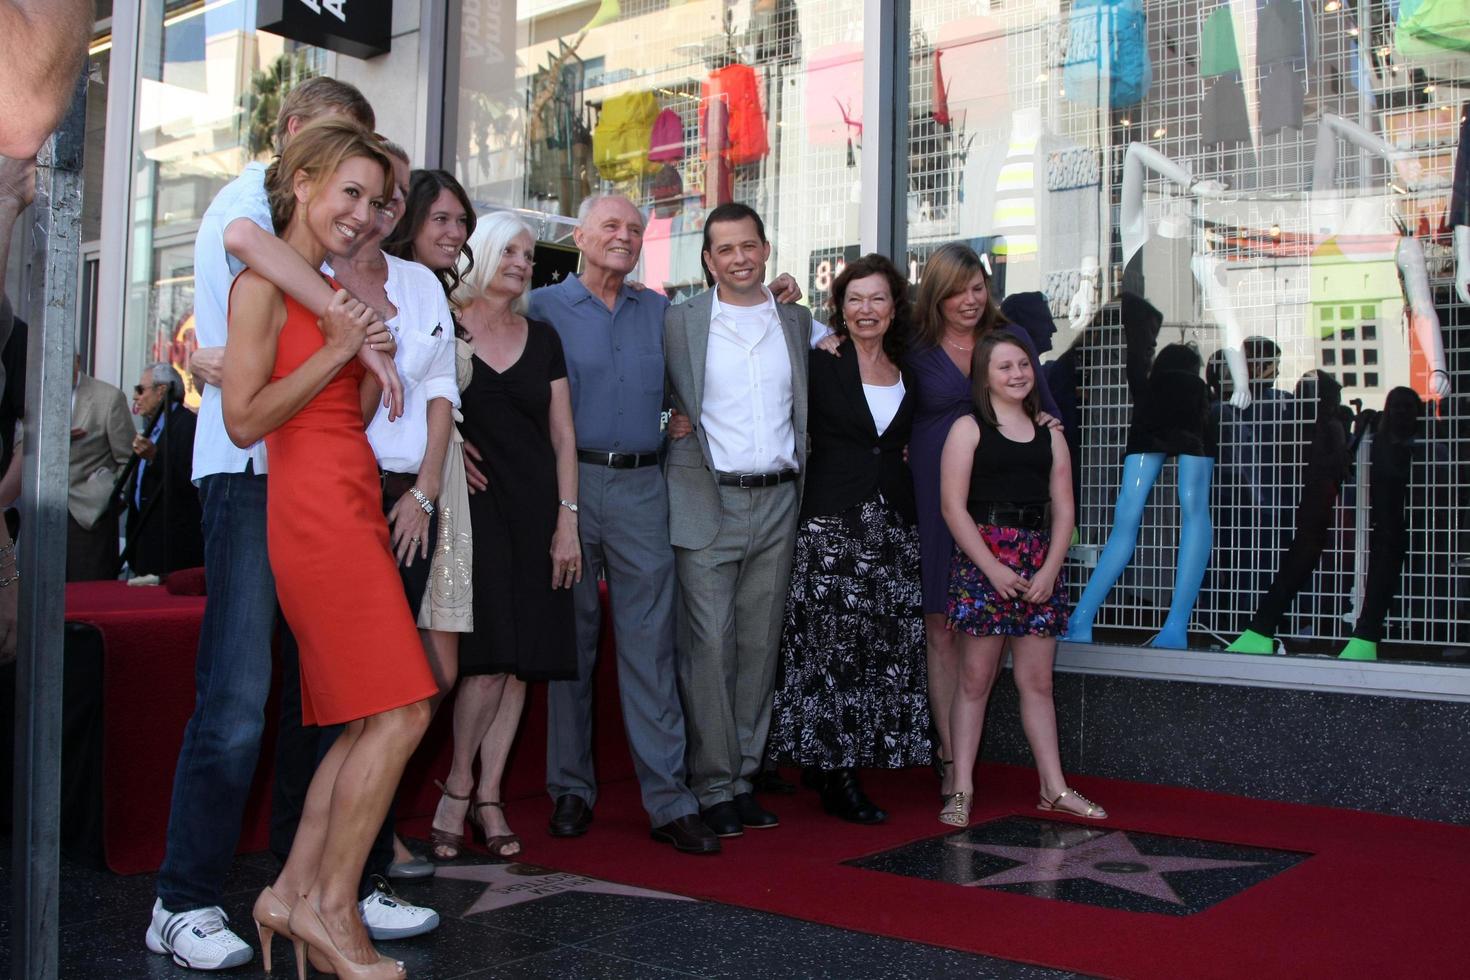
[434,862,695,916]
[949,831,1267,905]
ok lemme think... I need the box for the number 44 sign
[257,0,393,60]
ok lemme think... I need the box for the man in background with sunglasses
[124,362,202,577]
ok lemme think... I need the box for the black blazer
[125,402,204,576]
[800,340,917,523]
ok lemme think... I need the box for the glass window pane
[121,0,327,402]
[452,0,860,300]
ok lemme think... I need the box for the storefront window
[121,0,324,406]
[898,0,1468,663]
[453,0,863,303]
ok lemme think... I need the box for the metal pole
[12,73,87,980]
[861,0,909,261]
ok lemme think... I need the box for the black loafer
[651,814,722,854]
[820,768,887,825]
[732,792,779,829]
[548,794,593,837]
[699,801,744,838]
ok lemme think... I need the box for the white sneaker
[359,881,440,940]
[144,898,253,970]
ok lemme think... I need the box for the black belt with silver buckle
[971,501,1050,530]
[715,469,799,489]
[577,450,660,469]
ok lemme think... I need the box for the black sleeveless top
[966,416,1052,519]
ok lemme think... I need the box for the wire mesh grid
[905,0,1468,652]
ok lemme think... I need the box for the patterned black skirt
[767,494,933,770]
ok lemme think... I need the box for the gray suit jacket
[663,289,810,551]
[69,372,135,529]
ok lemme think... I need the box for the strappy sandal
[938,790,971,827]
[472,800,522,859]
[1038,788,1107,820]
[429,779,472,861]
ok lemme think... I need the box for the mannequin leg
[1064,453,1165,642]
[1152,455,1215,649]
[1228,477,1340,654]
[1339,514,1408,661]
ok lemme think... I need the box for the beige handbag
[417,338,475,632]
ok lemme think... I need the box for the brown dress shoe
[650,814,721,854]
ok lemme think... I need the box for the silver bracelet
[559,499,579,514]
[408,487,435,516]
[0,569,19,588]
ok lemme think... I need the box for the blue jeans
[156,471,280,912]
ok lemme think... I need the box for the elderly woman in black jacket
[767,254,932,824]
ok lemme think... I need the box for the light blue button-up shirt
[528,276,670,455]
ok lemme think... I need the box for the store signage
[257,0,392,60]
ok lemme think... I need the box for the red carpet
[406,764,1470,980]
[65,582,281,874]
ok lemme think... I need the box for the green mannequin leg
[1226,629,1276,655]
[1338,637,1378,661]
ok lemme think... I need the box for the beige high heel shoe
[253,886,338,976]
[287,898,405,980]
[252,886,295,975]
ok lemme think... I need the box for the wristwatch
[408,487,435,516]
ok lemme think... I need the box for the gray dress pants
[674,482,799,808]
[546,462,698,827]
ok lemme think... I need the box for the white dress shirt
[191,163,272,482]
[363,254,460,473]
[702,286,796,474]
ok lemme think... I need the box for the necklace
[943,336,973,352]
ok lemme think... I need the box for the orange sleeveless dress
[264,289,437,726]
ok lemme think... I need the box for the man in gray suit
[67,357,135,580]
[664,202,810,838]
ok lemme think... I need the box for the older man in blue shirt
[530,192,716,856]
[531,194,800,856]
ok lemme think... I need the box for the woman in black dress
[428,210,580,860]
[767,254,931,824]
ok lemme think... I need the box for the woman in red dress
[222,118,436,980]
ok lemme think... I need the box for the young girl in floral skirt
[936,333,1106,826]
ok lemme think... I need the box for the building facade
[50,0,1470,672]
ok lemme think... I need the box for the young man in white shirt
[146,78,426,972]
[662,203,812,838]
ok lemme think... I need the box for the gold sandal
[938,791,971,827]
[1038,788,1107,820]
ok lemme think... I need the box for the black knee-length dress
[457,317,577,680]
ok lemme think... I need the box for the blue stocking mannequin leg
[1064,453,1165,641]
[1151,454,1214,649]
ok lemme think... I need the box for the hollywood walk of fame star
[949,831,1268,905]
[434,862,694,916]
